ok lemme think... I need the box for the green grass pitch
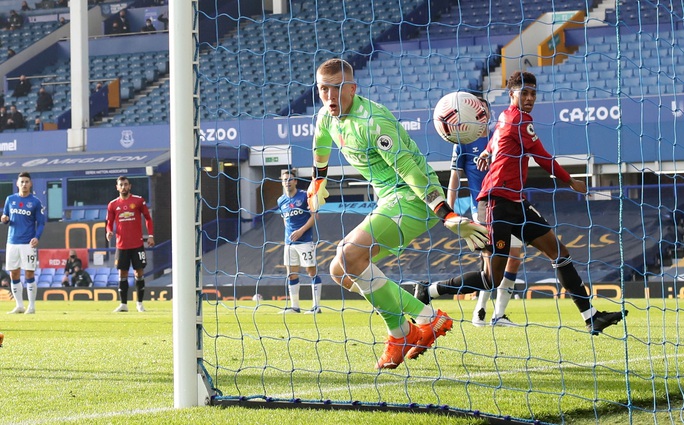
[1,298,681,424]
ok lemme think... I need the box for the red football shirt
[106,194,154,249]
[477,104,571,202]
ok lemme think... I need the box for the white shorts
[284,242,316,268]
[6,243,38,271]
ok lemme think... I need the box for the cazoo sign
[200,126,239,142]
[558,105,621,122]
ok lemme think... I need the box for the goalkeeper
[309,59,491,369]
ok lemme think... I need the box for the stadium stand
[192,0,426,120]
[605,1,684,27]
[351,45,496,112]
[492,28,684,104]
[0,20,61,61]
[420,0,594,38]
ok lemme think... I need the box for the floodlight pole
[171,0,207,408]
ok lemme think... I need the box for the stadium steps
[96,76,169,127]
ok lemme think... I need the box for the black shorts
[477,196,550,256]
[115,246,147,271]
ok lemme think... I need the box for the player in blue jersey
[1,171,45,314]
[277,169,322,314]
[415,97,523,327]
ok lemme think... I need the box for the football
[432,91,488,144]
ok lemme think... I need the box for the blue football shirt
[277,189,313,245]
[3,193,45,244]
[452,136,488,215]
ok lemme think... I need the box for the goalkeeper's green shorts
[359,190,440,262]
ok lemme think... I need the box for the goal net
[191,1,684,422]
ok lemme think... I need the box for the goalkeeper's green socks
[353,263,432,335]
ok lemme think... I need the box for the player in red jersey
[475,71,627,335]
[106,176,155,313]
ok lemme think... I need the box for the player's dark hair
[18,171,31,180]
[507,71,536,90]
[117,175,129,184]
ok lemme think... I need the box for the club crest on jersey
[496,240,507,250]
[376,135,393,151]
[26,202,33,209]
[129,203,137,209]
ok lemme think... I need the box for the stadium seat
[41,268,56,276]
[70,209,85,220]
[120,87,131,100]
[84,209,100,220]
[38,274,53,285]
[93,275,108,287]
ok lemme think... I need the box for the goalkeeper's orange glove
[432,200,488,252]
[307,178,329,212]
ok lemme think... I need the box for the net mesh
[196,1,684,422]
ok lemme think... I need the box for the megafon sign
[0,154,150,169]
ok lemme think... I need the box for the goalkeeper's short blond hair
[317,58,354,81]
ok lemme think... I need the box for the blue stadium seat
[84,209,100,221]
[120,87,131,100]
[40,268,56,276]
[38,274,53,285]
[107,274,120,287]
[70,209,85,220]
[93,275,108,287]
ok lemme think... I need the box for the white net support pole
[171,0,204,408]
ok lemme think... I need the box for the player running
[2,171,45,315]
[476,71,627,335]
[106,176,155,313]
[308,58,490,369]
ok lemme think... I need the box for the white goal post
[170,0,207,408]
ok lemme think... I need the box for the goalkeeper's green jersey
[313,95,443,203]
